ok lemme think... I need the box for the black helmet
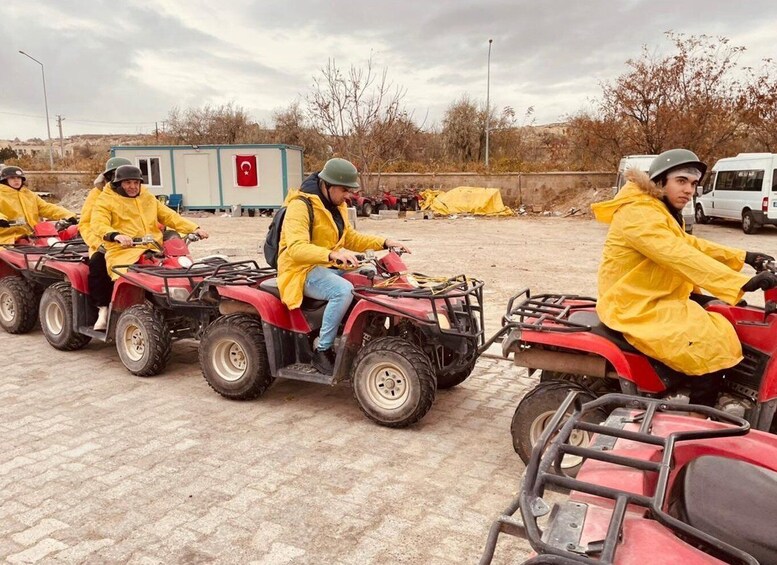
[0,166,26,185]
[111,165,144,187]
[649,149,707,182]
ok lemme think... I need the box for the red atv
[0,219,82,334]
[379,190,421,212]
[346,190,379,217]
[35,232,225,376]
[196,249,485,427]
[480,392,777,565]
[500,275,777,474]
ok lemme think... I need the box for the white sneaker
[94,306,109,331]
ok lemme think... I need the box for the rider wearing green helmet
[592,148,777,404]
[276,158,411,375]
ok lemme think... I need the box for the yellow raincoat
[592,169,751,375]
[91,185,198,280]
[0,184,74,244]
[79,185,107,256]
[278,190,386,309]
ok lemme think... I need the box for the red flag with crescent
[235,155,258,187]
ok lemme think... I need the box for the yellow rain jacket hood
[592,169,751,375]
[79,185,107,256]
[91,185,198,280]
[0,184,74,244]
[277,187,386,310]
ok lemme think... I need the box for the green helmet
[318,158,360,189]
[649,149,707,182]
[103,157,132,175]
[0,166,25,184]
[111,165,144,186]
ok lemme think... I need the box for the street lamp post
[19,50,54,168]
[485,39,493,170]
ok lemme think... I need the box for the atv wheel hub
[365,363,409,409]
[0,292,14,322]
[212,339,247,382]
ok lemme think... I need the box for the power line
[0,110,157,125]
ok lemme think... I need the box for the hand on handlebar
[745,251,775,271]
[329,249,361,267]
[194,228,209,240]
[115,234,134,248]
[742,271,777,292]
[384,239,412,254]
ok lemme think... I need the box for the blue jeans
[303,267,354,351]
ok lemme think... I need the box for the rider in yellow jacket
[278,158,409,374]
[0,166,76,245]
[91,165,208,281]
[593,149,776,401]
[79,157,132,330]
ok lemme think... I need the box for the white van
[695,153,777,234]
[615,155,694,233]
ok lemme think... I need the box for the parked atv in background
[196,249,485,428]
[500,268,777,474]
[35,232,225,376]
[379,190,422,212]
[481,392,777,565]
[0,219,83,334]
[346,190,379,217]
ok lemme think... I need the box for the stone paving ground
[1,330,537,564]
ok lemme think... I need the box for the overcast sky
[2,0,776,141]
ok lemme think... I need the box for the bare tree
[306,58,418,189]
[271,101,330,169]
[741,59,777,152]
[164,102,266,145]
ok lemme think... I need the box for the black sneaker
[312,347,336,375]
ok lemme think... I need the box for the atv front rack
[352,275,485,342]
[480,393,756,565]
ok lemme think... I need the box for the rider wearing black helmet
[592,148,776,403]
[0,165,77,244]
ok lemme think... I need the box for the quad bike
[480,392,777,565]
[195,249,485,427]
[346,190,379,217]
[35,232,226,376]
[498,269,777,474]
[379,190,421,212]
[0,219,83,334]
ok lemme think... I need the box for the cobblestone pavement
[1,330,538,564]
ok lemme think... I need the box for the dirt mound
[58,188,91,213]
[545,185,611,217]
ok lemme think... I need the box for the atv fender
[39,259,90,293]
[214,285,311,333]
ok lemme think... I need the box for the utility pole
[485,38,493,170]
[19,50,54,168]
[155,121,159,142]
[56,115,65,158]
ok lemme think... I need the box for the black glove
[745,251,774,270]
[742,271,777,292]
[0,219,9,228]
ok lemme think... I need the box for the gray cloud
[3,0,777,140]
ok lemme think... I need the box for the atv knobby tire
[511,380,605,477]
[0,275,39,334]
[539,370,618,396]
[199,314,274,400]
[40,282,91,351]
[351,336,436,428]
[115,303,172,376]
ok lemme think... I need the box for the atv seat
[669,455,777,564]
[567,311,639,354]
[258,278,327,310]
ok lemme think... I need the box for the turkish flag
[235,155,258,187]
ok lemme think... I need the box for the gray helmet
[318,158,360,189]
[649,149,707,182]
[103,156,132,175]
[0,166,26,184]
[111,165,144,186]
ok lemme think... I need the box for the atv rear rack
[504,290,598,332]
[201,260,276,286]
[352,275,485,342]
[480,393,756,565]
[2,241,88,271]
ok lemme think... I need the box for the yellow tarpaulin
[419,187,513,216]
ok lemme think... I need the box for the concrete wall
[359,172,615,207]
[23,170,616,209]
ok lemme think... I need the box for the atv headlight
[428,312,451,329]
[47,237,59,246]
[178,256,193,268]
[169,287,190,302]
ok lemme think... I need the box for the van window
[773,169,777,191]
[715,170,764,192]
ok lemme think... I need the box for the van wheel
[695,204,709,224]
[742,210,760,234]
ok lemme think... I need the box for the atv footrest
[277,363,335,385]
[76,326,110,342]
